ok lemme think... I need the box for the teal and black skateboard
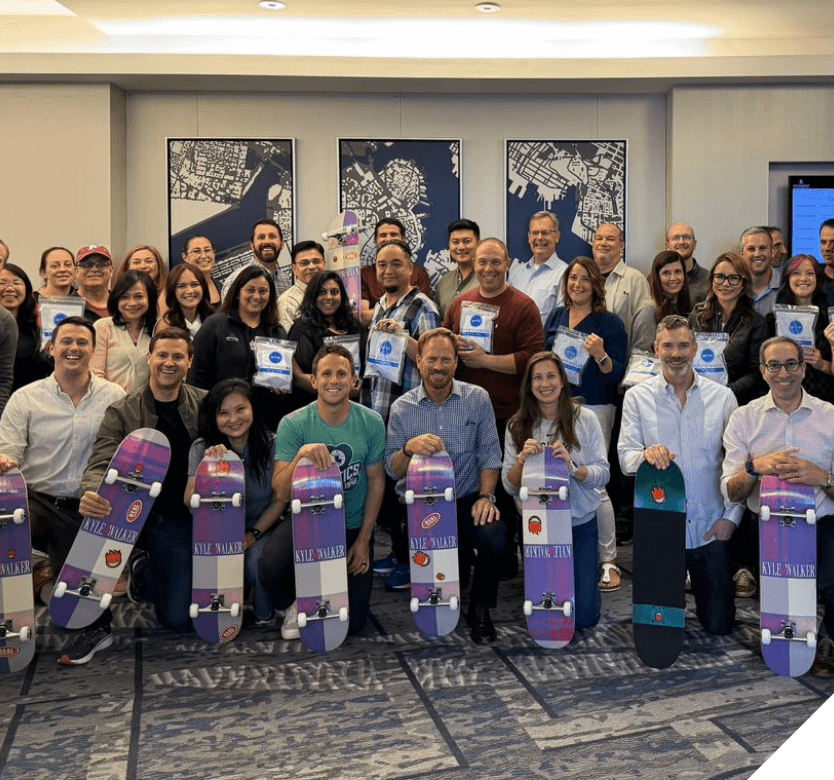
[632,460,686,668]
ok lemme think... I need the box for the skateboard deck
[520,450,573,649]
[50,429,171,629]
[405,451,459,638]
[759,476,817,677]
[632,460,687,668]
[322,211,361,318]
[189,452,245,643]
[0,470,35,673]
[291,457,349,652]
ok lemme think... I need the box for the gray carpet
[1,539,831,780]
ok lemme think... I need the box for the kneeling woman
[501,352,610,630]
[186,380,283,627]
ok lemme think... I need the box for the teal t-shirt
[275,401,386,529]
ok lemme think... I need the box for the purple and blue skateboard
[189,452,245,643]
[291,457,349,653]
[50,429,170,630]
[759,476,817,677]
[322,211,361,318]
[0,470,35,673]
[405,451,460,638]
[520,450,573,649]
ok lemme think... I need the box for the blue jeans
[573,517,600,631]
[145,517,193,633]
[245,530,274,622]
[259,519,374,636]
[686,540,734,635]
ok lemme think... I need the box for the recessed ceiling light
[475,2,500,12]
[259,1,286,9]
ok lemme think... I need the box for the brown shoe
[810,634,834,677]
[32,558,53,603]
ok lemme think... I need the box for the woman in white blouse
[157,263,214,337]
[91,270,157,393]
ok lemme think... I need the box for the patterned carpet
[1,537,831,780]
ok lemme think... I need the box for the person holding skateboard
[79,328,205,660]
[0,316,125,663]
[385,327,507,643]
[260,344,385,639]
[723,335,834,676]
[619,315,739,636]
[501,352,610,631]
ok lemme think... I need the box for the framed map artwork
[338,139,462,293]
[167,138,296,285]
[505,140,627,264]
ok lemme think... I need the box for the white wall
[125,90,665,274]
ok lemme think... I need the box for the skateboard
[0,470,35,673]
[291,457,349,652]
[404,451,459,637]
[322,211,362,317]
[50,429,171,629]
[632,460,687,669]
[759,476,817,677]
[188,452,245,643]
[519,450,573,649]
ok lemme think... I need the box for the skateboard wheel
[189,603,200,619]
[338,606,348,622]
[230,603,241,618]
[807,509,817,526]
[760,505,771,522]
[12,508,25,524]
[808,631,817,648]
[761,628,772,645]
[54,581,67,598]
[519,486,529,501]
[563,601,572,617]
[19,625,32,641]
[232,493,243,508]
[410,597,419,613]
[105,468,119,485]
[189,494,201,510]
[449,596,459,611]
[444,487,454,502]
[558,486,568,501]
[333,494,343,510]
[149,481,162,498]
[405,489,415,505]
[523,600,533,617]
[99,593,112,610]
[291,498,301,515]
[297,611,307,628]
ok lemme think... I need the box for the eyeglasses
[711,273,743,286]
[668,234,694,243]
[762,360,802,373]
[293,259,324,269]
[0,280,25,290]
[187,248,214,256]
[78,260,112,269]
[528,230,556,238]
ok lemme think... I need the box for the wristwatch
[568,460,579,476]
[248,528,264,542]
[478,493,497,504]
[826,473,834,491]
[596,354,610,366]
[744,459,759,478]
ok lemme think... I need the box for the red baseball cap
[76,245,113,264]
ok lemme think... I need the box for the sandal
[599,562,621,592]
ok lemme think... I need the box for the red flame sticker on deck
[650,487,666,505]
[412,551,430,567]
[528,516,542,535]
[421,513,441,530]
[126,501,143,523]
[216,460,230,477]
[105,549,122,568]
[6,549,15,560]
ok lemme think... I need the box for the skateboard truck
[321,222,361,241]
[519,485,568,503]
[523,593,572,617]
[297,599,349,628]
[0,621,32,641]
[189,593,241,620]
[0,508,26,526]
[761,621,817,648]
[405,487,455,505]
[105,468,163,498]
[410,589,460,613]
[189,492,243,510]
[291,493,344,515]
[52,578,113,610]
[760,504,816,525]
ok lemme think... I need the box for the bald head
[665,222,696,264]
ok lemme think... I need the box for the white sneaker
[281,601,300,640]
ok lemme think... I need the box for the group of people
[1,214,834,677]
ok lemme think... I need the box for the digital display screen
[790,175,834,261]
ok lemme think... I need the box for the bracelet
[247,528,264,542]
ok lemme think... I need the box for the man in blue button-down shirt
[619,314,739,635]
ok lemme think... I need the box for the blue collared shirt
[507,253,567,327]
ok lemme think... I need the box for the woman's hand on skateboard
[79,490,111,519]
[515,438,543,467]
[643,445,674,470]
[204,444,228,459]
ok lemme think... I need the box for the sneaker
[467,603,497,644]
[733,568,757,598]
[384,563,410,591]
[281,602,300,640]
[58,625,113,666]
[811,633,834,678]
[127,549,150,605]
[373,553,398,575]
